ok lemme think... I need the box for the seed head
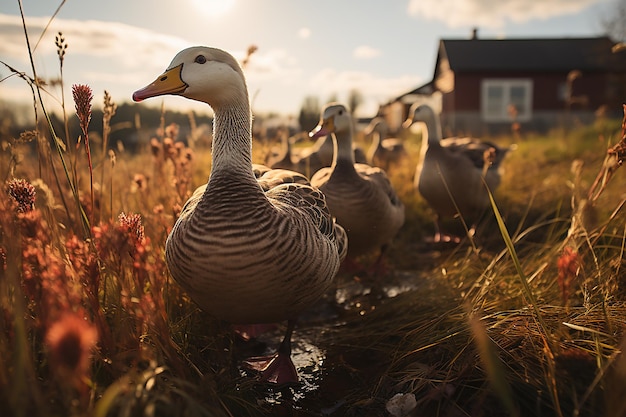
[7,178,36,213]
[55,32,67,63]
[164,123,180,140]
[72,84,93,134]
[103,90,117,119]
[241,44,258,68]
[557,246,582,306]
[118,212,145,243]
[131,174,148,193]
[150,138,162,158]
[108,149,116,167]
[17,130,38,143]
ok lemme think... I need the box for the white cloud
[232,48,307,114]
[0,13,197,114]
[0,13,300,86]
[353,45,381,59]
[407,0,600,29]
[0,13,189,70]
[244,48,291,73]
[298,27,311,39]
[243,48,302,82]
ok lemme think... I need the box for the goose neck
[331,129,355,167]
[210,102,254,176]
[425,116,443,145]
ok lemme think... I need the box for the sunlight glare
[190,0,235,18]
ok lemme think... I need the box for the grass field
[1,10,626,417]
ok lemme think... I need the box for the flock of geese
[265,128,368,177]
[132,46,514,385]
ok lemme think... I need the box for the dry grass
[2,5,626,417]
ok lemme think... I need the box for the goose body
[266,129,304,172]
[133,46,347,384]
[364,117,408,171]
[288,134,333,177]
[310,103,405,264]
[404,104,513,242]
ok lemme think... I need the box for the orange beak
[132,64,187,102]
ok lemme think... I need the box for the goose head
[363,117,388,136]
[403,103,442,143]
[132,46,248,109]
[403,103,437,129]
[309,103,352,139]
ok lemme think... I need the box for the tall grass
[1,4,626,417]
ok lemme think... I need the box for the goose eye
[194,55,207,64]
[338,110,344,116]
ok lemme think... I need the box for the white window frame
[481,78,533,122]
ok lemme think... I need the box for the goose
[293,133,367,177]
[265,128,304,172]
[133,46,347,385]
[403,103,513,243]
[363,117,408,171]
[309,103,405,273]
[280,133,330,177]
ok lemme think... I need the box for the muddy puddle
[234,269,430,415]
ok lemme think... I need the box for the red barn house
[381,35,626,136]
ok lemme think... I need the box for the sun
[190,0,235,18]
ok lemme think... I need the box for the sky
[0,0,619,120]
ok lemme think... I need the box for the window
[481,79,533,122]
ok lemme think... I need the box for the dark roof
[402,80,434,96]
[439,36,626,72]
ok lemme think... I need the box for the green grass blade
[486,186,550,341]
[486,185,563,415]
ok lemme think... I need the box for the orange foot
[243,352,298,386]
[242,320,299,386]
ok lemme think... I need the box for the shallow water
[236,269,428,414]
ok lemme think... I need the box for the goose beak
[402,118,414,129]
[309,117,334,138]
[133,64,188,102]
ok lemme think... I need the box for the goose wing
[355,163,403,207]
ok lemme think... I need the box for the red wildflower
[45,313,98,388]
[72,84,95,225]
[118,212,145,243]
[72,84,93,133]
[7,178,36,213]
[557,246,582,306]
